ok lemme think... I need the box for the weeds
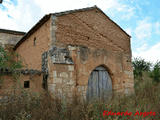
[0,51,160,120]
[0,77,160,120]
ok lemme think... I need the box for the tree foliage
[132,57,151,80]
[0,45,23,86]
[0,46,22,70]
[0,46,9,68]
[150,61,160,83]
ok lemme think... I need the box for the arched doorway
[86,66,112,101]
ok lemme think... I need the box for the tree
[0,46,22,70]
[0,46,9,68]
[132,57,151,80]
[0,45,23,86]
[150,62,160,83]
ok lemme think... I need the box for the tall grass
[0,56,160,120]
[0,75,160,120]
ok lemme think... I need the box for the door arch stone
[86,65,112,101]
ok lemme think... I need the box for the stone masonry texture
[0,30,25,48]
[0,7,134,100]
[46,8,134,100]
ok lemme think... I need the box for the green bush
[150,61,160,83]
[0,46,22,69]
[0,46,9,68]
[132,57,151,80]
[0,46,23,86]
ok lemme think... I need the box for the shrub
[132,57,151,80]
[0,46,22,69]
[0,79,160,120]
[0,45,23,88]
[150,61,160,83]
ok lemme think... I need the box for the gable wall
[55,9,131,53]
[47,9,134,99]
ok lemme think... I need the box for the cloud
[0,0,42,31]
[134,19,152,40]
[133,43,160,63]
[132,18,160,63]
[0,0,135,32]
[117,6,135,20]
[124,8,135,20]
[135,43,148,52]
[155,22,160,35]
[34,0,91,14]
[33,0,130,16]
[1,0,159,63]
[125,28,132,36]
[99,0,135,20]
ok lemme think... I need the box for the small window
[33,37,36,46]
[24,81,30,88]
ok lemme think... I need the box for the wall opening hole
[33,37,36,46]
[24,81,30,88]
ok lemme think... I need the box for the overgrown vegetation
[132,57,160,83]
[0,46,22,87]
[0,79,160,120]
[0,46,160,120]
[132,57,151,80]
[150,61,160,83]
[0,46,22,70]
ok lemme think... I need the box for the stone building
[0,29,25,48]
[0,6,134,100]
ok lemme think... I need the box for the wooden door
[86,66,112,101]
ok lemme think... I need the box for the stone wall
[46,8,134,100]
[47,44,134,100]
[46,46,75,99]
[10,7,134,100]
[0,30,24,48]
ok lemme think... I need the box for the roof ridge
[14,6,97,50]
[48,5,130,38]
[95,6,131,38]
[14,5,130,50]
[51,5,97,16]
[0,28,26,35]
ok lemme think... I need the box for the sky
[0,0,160,63]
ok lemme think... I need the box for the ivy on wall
[0,45,23,86]
[0,46,22,70]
